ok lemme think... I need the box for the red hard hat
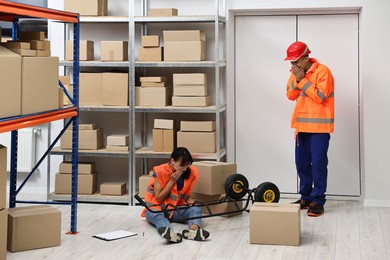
[284,41,311,61]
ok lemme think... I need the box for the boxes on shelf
[148,8,178,17]
[138,47,163,61]
[9,49,37,57]
[100,182,126,196]
[102,73,128,106]
[172,96,211,107]
[64,0,108,16]
[139,174,153,198]
[140,76,166,87]
[7,205,61,252]
[0,146,6,209]
[61,128,103,150]
[59,161,95,175]
[164,30,205,61]
[79,73,103,106]
[107,135,129,146]
[181,121,216,132]
[177,131,216,153]
[0,208,7,259]
[66,40,94,61]
[0,41,30,50]
[173,85,207,96]
[191,193,243,217]
[153,129,175,152]
[173,73,207,85]
[54,172,97,195]
[142,35,160,47]
[101,41,128,61]
[30,40,51,51]
[135,86,170,107]
[192,161,237,195]
[250,203,300,246]
[0,46,21,119]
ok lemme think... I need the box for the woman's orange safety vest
[286,58,334,133]
[141,163,198,218]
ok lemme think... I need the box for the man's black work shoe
[158,227,183,243]
[307,202,325,217]
[292,199,312,210]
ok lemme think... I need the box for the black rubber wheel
[224,173,249,200]
[254,182,280,203]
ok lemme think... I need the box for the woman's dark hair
[171,147,193,179]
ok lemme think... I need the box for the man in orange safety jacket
[285,41,334,217]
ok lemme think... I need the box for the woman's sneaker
[307,202,324,217]
[182,229,210,241]
[158,227,183,243]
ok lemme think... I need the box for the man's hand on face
[291,65,305,83]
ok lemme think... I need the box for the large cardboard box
[101,41,128,61]
[102,73,128,106]
[59,162,95,175]
[154,119,174,129]
[148,8,178,17]
[0,209,7,260]
[250,203,301,246]
[107,135,129,146]
[61,128,103,150]
[7,205,61,252]
[177,131,216,153]
[66,40,94,61]
[181,121,216,132]
[80,73,103,106]
[164,30,205,61]
[172,96,211,107]
[153,129,175,152]
[64,0,108,16]
[135,87,169,107]
[138,47,163,61]
[0,146,6,210]
[0,46,21,118]
[192,161,237,195]
[173,73,207,86]
[21,57,59,115]
[191,193,243,217]
[100,182,126,196]
[55,172,97,194]
[142,35,160,47]
[174,85,207,97]
[139,175,153,198]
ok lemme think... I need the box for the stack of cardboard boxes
[0,145,7,259]
[64,0,108,16]
[106,134,129,151]
[136,77,169,106]
[152,119,175,152]
[1,31,51,57]
[177,121,216,153]
[139,35,163,61]
[172,73,210,107]
[61,123,103,150]
[164,30,205,61]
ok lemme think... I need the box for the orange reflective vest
[286,58,334,133]
[141,163,198,218]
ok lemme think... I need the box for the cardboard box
[191,193,243,217]
[61,128,104,150]
[102,73,128,106]
[64,0,108,16]
[0,41,30,50]
[192,161,237,195]
[154,119,174,129]
[59,76,71,86]
[139,175,153,198]
[101,41,128,61]
[177,131,216,153]
[172,96,211,107]
[59,162,95,175]
[174,85,207,96]
[106,145,129,151]
[141,82,166,87]
[0,209,7,260]
[173,73,207,86]
[79,123,98,130]
[66,40,94,61]
[0,146,6,209]
[153,129,175,152]
[164,30,205,61]
[250,203,301,246]
[107,135,129,146]
[18,31,45,41]
[181,121,216,132]
[148,8,178,17]
[135,87,169,107]
[36,49,51,57]
[140,76,167,82]
[142,35,160,47]
[138,47,163,61]
[7,205,61,252]
[0,46,21,118]
[10,49,36,57]
[21,57,59,115]
[100,182,126,196]
[79,73,103,106]
[55,172,97,194]
[30,40,50,50]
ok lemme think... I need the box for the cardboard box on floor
[164,30,205,61]
[66,40,94,61]
[61,128,103,150]
[181,121,216,132]
[7,205,61,252]
[0,46,21,118]
[102,73,128,106]
[250,202,301,246]
[0,209,7,260]
[192,161,237,195]
[135,87,169,107]
[55,172,97,194]
[100,182,126,196]
[59,162,95,174]
[0,146,7,210]
[64,0,108,16]
[139,175,153,198]
[177,131,216,153]
[101,41,128,61]
[79,73,103,106]
[153,129,175,152]
[191,193,243,217]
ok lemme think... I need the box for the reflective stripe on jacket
[286,58,334,133]
[141,163,198,218]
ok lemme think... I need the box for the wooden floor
[6,195,390,260]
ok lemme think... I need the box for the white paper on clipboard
[93,230,137,241]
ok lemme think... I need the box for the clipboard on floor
[93,230,137,241]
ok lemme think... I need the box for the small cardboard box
[0,41,30,50]
[0,146,6,210]
[18,31,45,41]
[30,40,50,50]
[64,0,108,16]
[191,193,243,217]
[0,209,7,260]
[142,35,160,47]
[66,40,94,61]
[101,41,128,61]
[173,73,207,86]
[173,85,207,96]
[172,96,211,107]
[138,47,163,61]
[7,205,61,252]
[177,131,216,153]
[181,121,216,132]
[148,8,178,17]
[79,123,98,130]
[250,203,301,246]
[79,73,103,106]
[139,175,153,198]
[10,49,36,57]
[59,162,95,175]
[164,30,205,61]
[192,161,237,195]
[107,135,129,146]
[153,129,175,152]
[35,49,51,57]
[135,87,169,107]
[102,73,128,106]
[139,76,166,83]
[61,128,104,150]
[100,182,126,196]
[55,172,97,195]
[154,119,174,129]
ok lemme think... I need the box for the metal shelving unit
[0,1,80,234]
